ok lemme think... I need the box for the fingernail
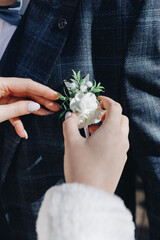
[55,93,60,100]
[24,130,28,140]
[28,102,40,112]
[65,112,72,120]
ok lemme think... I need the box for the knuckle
[26,78,32,86]
[11,118,19,128]
[115,102,122,112]
[121,131,130,149]
[121,117,129,134]
[27,78,32,82]
[122,115,129,124]
[107,100,112,106]
[27,78,33,84]
[25,79,32,91]
[124,139,130,152]
[124,154,128,163]
[110,102,122,113]
[14,102,25,116]
[14,102,20,115]
[14,121,19,128]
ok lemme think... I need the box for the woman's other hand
[0,77,60,138]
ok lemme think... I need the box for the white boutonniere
[58,70,105,136]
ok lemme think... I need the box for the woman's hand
[0,77,60,138]
[63,96,129,194]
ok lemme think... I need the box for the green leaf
[80,77,86,85]
[62,102,67,110]
[71,89,77,97]
[59,110,67,118]
[72,70,78,80]
[92,88,105,93]
[72,69,76,76]
[92,89,100,93]
[58,94,67,101]
[77,71,81,80]
[93,80,97,88]
[63,87,69,98]
[70,78,76,83]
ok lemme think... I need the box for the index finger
[98,96,122,129]
[2,77,59,100]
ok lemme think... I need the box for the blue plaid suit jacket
[0,0,160,239]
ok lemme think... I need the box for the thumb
[0,101,40,123]
[63,112,82,146]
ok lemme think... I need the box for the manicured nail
[55,93,60,100]
[24,130,28,140]
[65,112,72,120]
[28,102,40,112]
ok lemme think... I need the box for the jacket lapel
[0,0,79,186]
[0,0,79,83]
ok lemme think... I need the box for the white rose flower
[70,92,103,129]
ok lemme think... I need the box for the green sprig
[92,80,105,94]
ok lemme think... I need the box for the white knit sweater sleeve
[36,183,135,240]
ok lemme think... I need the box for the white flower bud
[86,81,93,88]
[80,84,87,92]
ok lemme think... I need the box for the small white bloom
[84,74,90,83]
[70,92,103,129]
[64,80,76,95]
[86,81,93,88]
[80,84,87,92]
[70,82,76,89]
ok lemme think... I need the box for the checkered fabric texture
[0,0,160,239]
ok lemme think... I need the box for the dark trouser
[0,204,11,240]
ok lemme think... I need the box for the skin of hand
[0,77,60,138]
[63,96,129,194]
[0,0,16,6]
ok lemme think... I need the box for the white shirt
[0,0,30,60]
